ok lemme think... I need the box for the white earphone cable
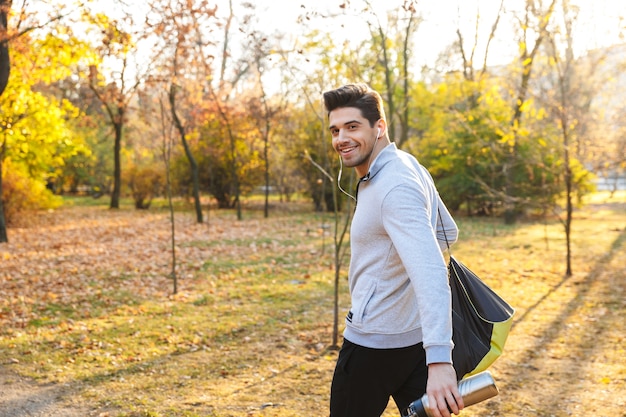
[337,156,357,202]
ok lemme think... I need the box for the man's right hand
[425,363,464,417]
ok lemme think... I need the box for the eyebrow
[328,119,363,131]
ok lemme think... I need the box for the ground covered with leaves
[0,193,624,417]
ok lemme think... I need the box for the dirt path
[0,366,92,417]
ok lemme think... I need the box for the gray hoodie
[344,143,458,365]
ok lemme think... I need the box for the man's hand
[425,363,464,417]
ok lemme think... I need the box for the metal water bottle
[402,371,499,417]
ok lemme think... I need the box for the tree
[0,0,11,242]
[366,0,421,148]
[538,0,604,276]
[411,74,510,214]
[238,5,291,218]
[580,45,626,197]
[245,85,275,218]
[171,0,250,220]
[189,100,265,209]
[267,110,308,203]
[454,0,506,82]
[85,9,151,209]
[0,0,9,97]
[0,0,87,242]
[145,0,221,224]
[499,0,558,223]
[436,0,568,221]
[169,82,203,220]
[1,22,90,242]
[157,93,178,294]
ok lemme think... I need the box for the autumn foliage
[1,160,61,225]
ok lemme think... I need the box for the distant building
[595,172,626,191]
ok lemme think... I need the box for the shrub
[1,160,62,225]
[127,165,164,209]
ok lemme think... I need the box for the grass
[1,191,625,416]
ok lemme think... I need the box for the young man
[324,83,463,417]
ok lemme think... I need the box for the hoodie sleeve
[381,182,454,365]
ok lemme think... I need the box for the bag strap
[438,207,452,253]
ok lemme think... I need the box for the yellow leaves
[535,107,547,121]
[1,74,86,182]
[88,12,113,28]
[519,97,534,114]
[518,41,527,53]
[433,148,446,157]
[85,11,136,56]
[18,141,29,154]
[498,132,516,147]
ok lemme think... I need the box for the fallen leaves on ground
[0,196,625,417]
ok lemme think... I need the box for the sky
[35,0,622,91]
[30,0,625,65]
[416,0,624,64]
[232,0,625,67]
[74,0,626,65]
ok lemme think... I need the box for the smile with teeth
[339,145,358,154]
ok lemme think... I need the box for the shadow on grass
[491,226,626,414]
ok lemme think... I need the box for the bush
[127,165,164,209]
[1,160,62,225]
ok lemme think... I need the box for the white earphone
[376,128,381,139]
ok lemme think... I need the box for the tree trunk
[0,157,7,243]
[0,0,8,242]
[564,141,572,276]
[110,115,123,209]
[229,132,242,220]
[262,98,270,218]
[263,130,269,218]
[169,84,203,223]
[0,0,9,97]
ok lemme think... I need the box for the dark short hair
[323,83,386,127]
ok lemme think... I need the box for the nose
[336,129,350,143]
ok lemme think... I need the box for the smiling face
[328,107,385,178]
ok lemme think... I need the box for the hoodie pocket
[352,280,377,327]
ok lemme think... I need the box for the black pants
[329,339,428,417]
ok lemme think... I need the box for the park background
[1,0,625,416]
